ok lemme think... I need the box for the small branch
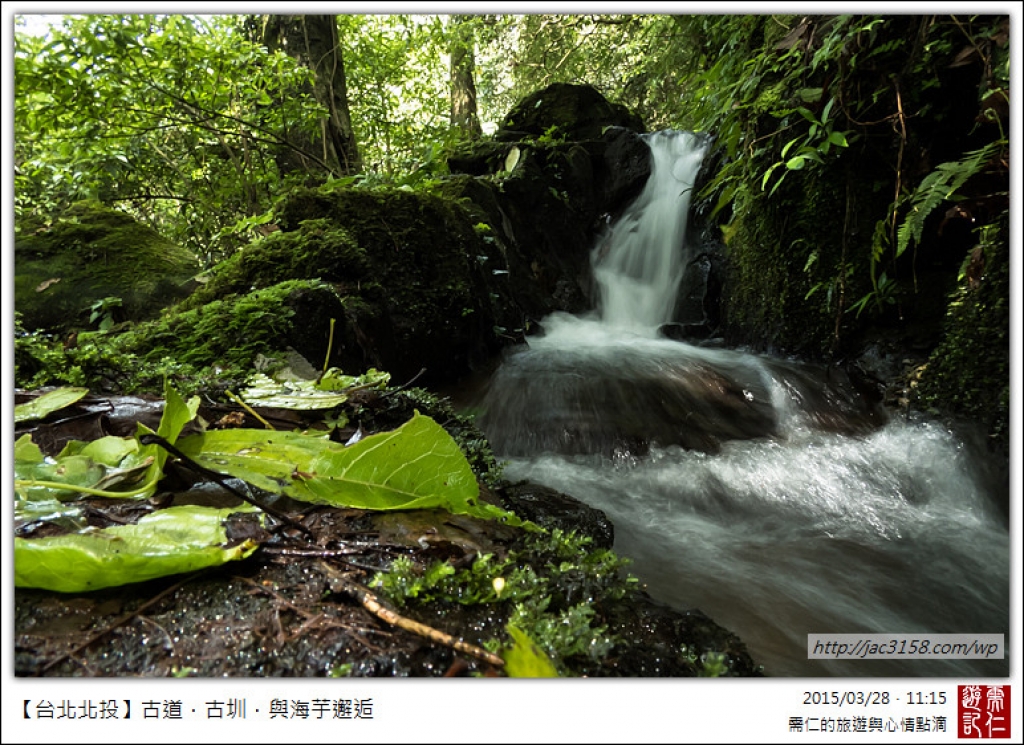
[379,367,428,399]
[138,434,312,538]
[318,561,504,668]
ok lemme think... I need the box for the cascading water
[477,131,1009,676]
[593,130,708,332]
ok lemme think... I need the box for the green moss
[15,280,343,396]
[722,155,887,358]
[181,220,366,310]
[370,528,637,675]
[15,202,198,332]
[914,217,1010,445]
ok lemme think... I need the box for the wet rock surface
[14,497,760,678]
[14,388,761,678]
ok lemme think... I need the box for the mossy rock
[181,187,504,385]
[495,82,645,142]
[914,216,1010,446]
[120,279,345,376]
[15,202,199,332]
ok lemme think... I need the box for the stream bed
[475,130,1010,677]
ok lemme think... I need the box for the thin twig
[318,561,505,668]
[238,575,390,651]
[379,367,428,399]
[139,434,312,537]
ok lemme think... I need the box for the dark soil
[14,389,762,679]
[15,499,760,678]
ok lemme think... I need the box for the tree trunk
[449,15,483,138]
[262,14,362,177]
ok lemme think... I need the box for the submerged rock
[478,336,779,457]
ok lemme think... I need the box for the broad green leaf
[136,379,201,484]
[317,367,389,392]
[797,87,823,103]
[16,453,106,502]
[14,387,89,423]
[796,106,819,125]
[822,96,836,122]
[61,435,138,466]
[176,412,521,524]
[14,505,262,593]
[15,381,197,503]
[761,162,783,190]
[239,369,390,409]
[504,145,521,172]
[828,130,849,147]
[15,433,44,465]
[785,155,807,170]
[240,372,350,410]
[502,624,559,677]
[15,436,156,502]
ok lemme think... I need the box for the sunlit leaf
[828,130,849,147]
[15,381,198,502]
[238,369,390,410]
[502,623,559,677]
[14,505,263,593]
[14,387,89,423]
[317,367,389,392]
[176,412,521,524]
[15,435,156,503]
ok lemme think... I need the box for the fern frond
[895,141,1003,259]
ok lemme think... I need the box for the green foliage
[13,381,519,593]
[391,387,506,488]
[914,216,1010,444]
[760,97,852,197]
[175,412,520,523]
[238,368,389,410]
[15,505,262,593]
[89,296,123,331]
[15,15,323,263]
[502,624,560,677]
[13,386,89,423]
[895,141,1003,261]
[16,379,198,505]
[371,527,635,674]
[680,646,731,677]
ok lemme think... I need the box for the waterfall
[477,131,1009,677]
[593,130,708,332]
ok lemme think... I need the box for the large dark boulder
[447,124,652,332]
[495,82,645,142]
[177,188,506,386]
[15,202,198,332]
[149,85,654,390]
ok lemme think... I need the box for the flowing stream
[477,131,1010,676]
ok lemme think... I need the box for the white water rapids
[478,131,1010,676]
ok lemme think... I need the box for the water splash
[477,130,1009,676]
[593,131,708,332]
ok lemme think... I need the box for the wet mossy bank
[14,384,760,678]
[14,201,199,332]
[698,16,1010,452]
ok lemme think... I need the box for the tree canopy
[14,12,1010,286]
